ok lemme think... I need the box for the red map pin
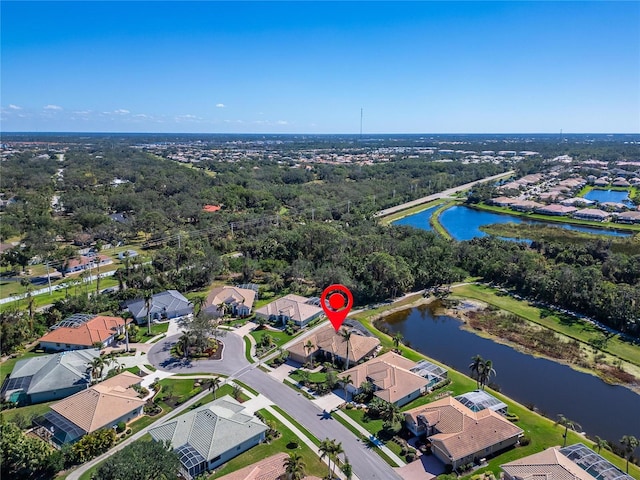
[321,284,354,331]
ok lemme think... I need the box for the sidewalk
[333,409,405,468]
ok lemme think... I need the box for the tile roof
[502,446,599,480]
[255,294,323,324]
[341,351,428,403]
[214,452,288,480]
[404,396,522,463]
[50,372,144,433]
[149,395,268,466]
[38,315,125,347]
[288,324,380,363]
[127,290,192,319]
[205,286,256,312]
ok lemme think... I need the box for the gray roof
[4,349,98,396]
[149,395,267,464]
[127,290,192,319]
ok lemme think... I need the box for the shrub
[519,435,531,446]
[125,428,132,435]
[345,403,354,410]
[405,452,416,462]
[116,421,126,433]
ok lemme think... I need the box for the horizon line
[2,131,639,136]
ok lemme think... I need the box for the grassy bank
[352,295,640,479]
[378,199,444,225]
[480,223,640,254]
[452,284,640,369]
[430,202,455,239]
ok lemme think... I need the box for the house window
[56,343,61,347]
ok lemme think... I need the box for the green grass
[125,366,143,376]
[0,400,54,424]
[250,328,294,348]
[143,364,156,372]
[210,409,327,479]
[430,202,456,239]
[138,322,169,340]
[270,405,320,448]
[0,350,42,378]
[289,370,327,384]
[193,383,243,406]
[233,379,259,396]
[244,336,255,363]
[452,283,640,367]
[378,199,445,225]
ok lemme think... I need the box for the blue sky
[1,1,639,133]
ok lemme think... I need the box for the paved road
[147,332,402,480]
[374,170,515,218]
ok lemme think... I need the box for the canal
[382,302,640,444]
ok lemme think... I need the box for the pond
[382,303,640,444]
[583,189,635,207]
[395,205,632,241]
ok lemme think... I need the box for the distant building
[117,249,138,260]
[616,211,640,224]
[612,177,631,187]
[535,204,577,216]
[510,200,544,212]
[573,208,610,222]
[61,254,112,274]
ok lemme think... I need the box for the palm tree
[303,339,315,367]
[20,278,35,332]
[121,312,133,353]
[358,380,374,402]
[207,377,222,399]
[341,328,353,370]
[469,354,484,389]
[392,332,404,352]
[283,452,306,480]
[620,435,639,473]
[556,414,582,447]
[144,289,153,335]
[178,332,191,358]
[342,457,353,480]
[232,384,243,401]
[191,295,206,316]
[88,356,105,381]
[479,359,496,390]
[341,374,354,401]
[594,436,610,454]
[319,438,334,479]
[330,440,344,478]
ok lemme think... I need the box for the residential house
[1,349,99,405]
[204,286,256,317]
[149,395,268,480]
[600,202,627,212]
[61,254,113,274]
[255,294,324,328]
[404,396,523,470]
[510,200,544,212]
[127,290,193,324]
[341,351,429,406]
[616,211,640,224]
[287,323,380,365]
[594,177,609,187]
[409,360,448,389]
[535,204,577,216]
[490,197,518,207]
[560,197,594,207]
[38,314,125,352]
[33,372,145,447]
[573,208,610,222]
[612,177,631,187]
[501,443,633,480]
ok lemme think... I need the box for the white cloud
[8,104,22,110]
[276,120,288,125]
[44,104,63,110]
[114,109,130,114]
[133,113,149,118]
[216,103,225,108]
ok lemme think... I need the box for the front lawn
[289,369,327,384]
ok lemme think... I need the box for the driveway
[147,331,402,480]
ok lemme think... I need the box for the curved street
[147,331,403,480]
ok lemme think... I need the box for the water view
[395,205,632,241]
[382,303,640,444]
[583,189,635,207]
